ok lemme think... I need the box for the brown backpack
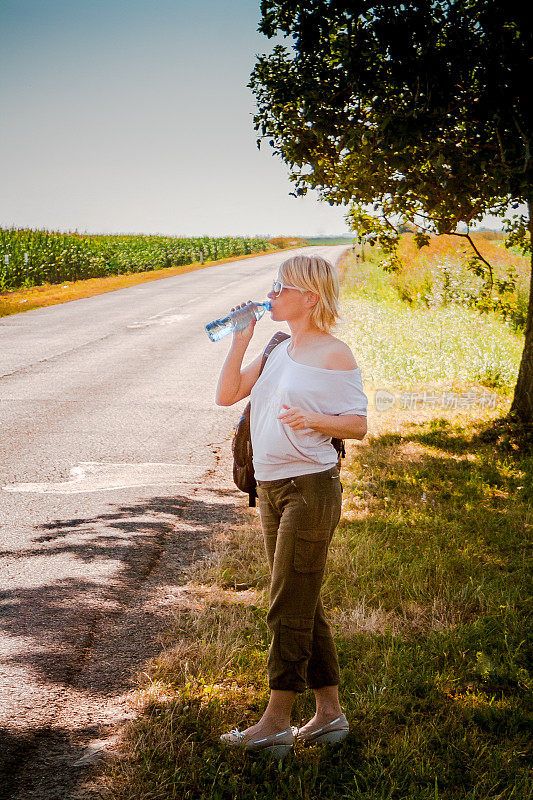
[232,330,346,506]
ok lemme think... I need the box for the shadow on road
[0,487,243,797]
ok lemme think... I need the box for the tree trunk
[509,199,533,435]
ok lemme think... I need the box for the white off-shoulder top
[250,338,368,481]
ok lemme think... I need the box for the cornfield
[0,227,274,291]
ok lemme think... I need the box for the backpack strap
[260,330,291,369]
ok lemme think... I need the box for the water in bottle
[205,300,271,342]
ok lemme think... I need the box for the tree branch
[495,122,508,167]
[381,214,399,233]
[511,114,531,174]
[448,231,494,291]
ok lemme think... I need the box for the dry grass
[392,231,530,308]
[397,230,529,276]
[268,236,309,248]
[96,402,531,799]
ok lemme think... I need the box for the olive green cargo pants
[256,465,343,694]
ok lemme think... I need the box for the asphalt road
[0,245,349,796]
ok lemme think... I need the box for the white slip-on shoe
[220,726,294,760]
[295,713,350,746]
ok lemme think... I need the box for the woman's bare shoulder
[323,336,358,370]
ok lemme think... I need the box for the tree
[249,0,532,441]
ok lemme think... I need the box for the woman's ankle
[261,712,291,730]
[314,706,343,721]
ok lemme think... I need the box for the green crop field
[0,227,273,292]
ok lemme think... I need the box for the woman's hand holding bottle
[230,300,257,348]
[205,299,270,342]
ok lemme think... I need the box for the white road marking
[145,307,177,319]
[127,313,190,329]
[3,462,208,494]
[73,736,119,767]
[127,297,200,329]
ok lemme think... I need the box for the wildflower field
[383,231,529,334]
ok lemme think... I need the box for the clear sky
[0,0,503,238]
[0,0,357,237]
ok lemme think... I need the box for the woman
[215,254,368,759]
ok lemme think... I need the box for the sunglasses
[271,279,305,297]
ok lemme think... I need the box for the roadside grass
[0,246,299,318]
[339,251,524,396]
[96,248,531,799]
[0,260,210,317]
[347,231,530,336]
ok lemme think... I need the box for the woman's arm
[215,305,263,406]
[215,341,263,406]
[311,411,367,440]
[277,405,367,440]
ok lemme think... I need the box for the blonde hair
[279,254,341,333]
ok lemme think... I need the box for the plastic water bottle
[205,300,272,342]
